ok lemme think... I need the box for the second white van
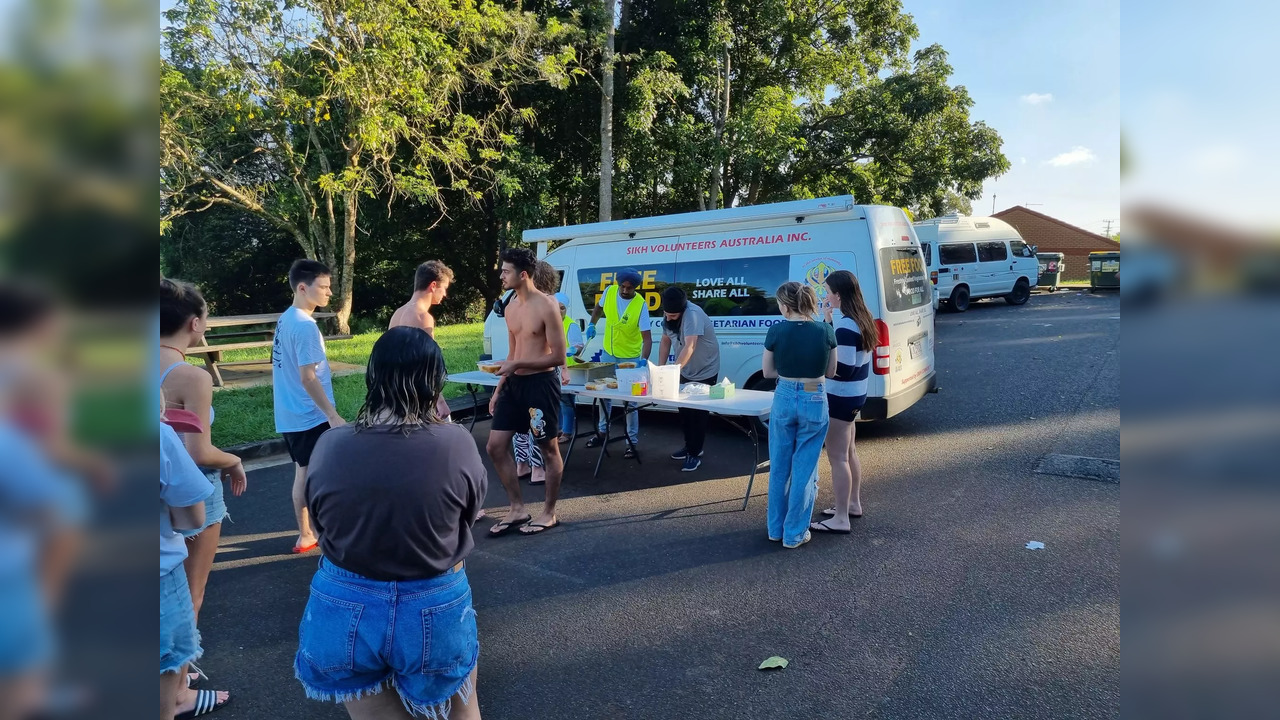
[913,215,1038,312]
[483,195,937,420]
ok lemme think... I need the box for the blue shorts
[160,565,201,674]
[0,572,53,674]
[180,470,225,538]
[295,557,478,716]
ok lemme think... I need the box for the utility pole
[991,194,996,214]
[1102,219,1115,237]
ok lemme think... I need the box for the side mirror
[1030,245,1039,254]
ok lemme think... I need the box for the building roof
[992,206,1120,252]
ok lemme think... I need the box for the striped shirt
[827,312,871,405]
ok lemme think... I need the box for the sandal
[557,433,573,444]
[821,507,864,519]
[584,434,605,449]
[176,689,231,718]
[488,514,531,537]
[623,446,638,460]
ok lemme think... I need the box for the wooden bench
[187,312,351,387]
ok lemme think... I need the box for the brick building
[992,206,1119,281]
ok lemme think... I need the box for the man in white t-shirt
[272,259,345,554]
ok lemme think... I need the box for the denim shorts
[180,470,225,538]
[0,571,53,674]
[295,557,479,717]
[160,565,201,674]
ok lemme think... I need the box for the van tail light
[873,319,890,375]
[930,270,939,285]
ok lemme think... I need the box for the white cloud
[1020,93,1054,105]
[1047,146,1097,167]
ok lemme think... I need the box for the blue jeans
[767,380,830,545]
[180,470,225,538]
[295,558,478,717]
[596,352,641,443]
[560,394,577,435]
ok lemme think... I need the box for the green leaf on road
[758,656,789,670]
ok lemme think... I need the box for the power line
[1102,219,1116,237]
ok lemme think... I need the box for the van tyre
[1005,279,1031,305]
[949,285,971,313]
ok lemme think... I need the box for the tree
[910,190,973,220]
[599,0,617,221]
[161,0,575,332]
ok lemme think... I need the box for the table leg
[563,400,579,465]
[620,402,641,465]
[593,398,611,478]
[467,384,479,432]
[742,418,760,511]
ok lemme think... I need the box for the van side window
[939,243,977,265]
[978,241,1008,262]
[1008,240,1034,258]
[921,243,932,266]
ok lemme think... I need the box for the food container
[477,360,503,374]
[566,361,616,385]
[631,382,648,396]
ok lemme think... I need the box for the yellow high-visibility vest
[564,315,582,366]
[601,284,644,358]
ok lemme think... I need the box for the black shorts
[282,422,331,467]
[827,394,865,423]
[492,371,560,442]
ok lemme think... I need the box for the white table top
[447,371,590,393]
[576,386,773,418]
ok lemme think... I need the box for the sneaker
[585,434,605,449]
[670,448,705,460]
[783,530,812,549]
[681,455,702,472]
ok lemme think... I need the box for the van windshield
[879,247,929,312]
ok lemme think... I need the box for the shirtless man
[389,260,453,420]
[485,248,567,536]
[389,260,452,336]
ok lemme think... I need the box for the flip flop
[821,507,864,519]
[809,519,852,535]
[292,541,318,554]
[488,515,531,537]
[175,689,231,718]
[519,519,560,535]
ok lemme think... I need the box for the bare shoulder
[165,361,212,400]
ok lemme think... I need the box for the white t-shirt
[160,423,213,576]
[271,307,334,433]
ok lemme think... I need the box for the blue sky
[904,0,1120,235]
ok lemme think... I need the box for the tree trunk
[599,0,617,223]
[747,168,762,205]
[331,189,357,335]
[708,47,730,210]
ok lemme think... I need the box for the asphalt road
[198,289,1120,719]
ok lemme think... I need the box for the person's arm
[674,334,698,368]
[658,334,671,366]
[762,350,778,379]
[459,431,489,529]
[170,502,206,531]
[490,327,517,413]
[641,329,653,364]
[300,364,345,427]
[422,311,436,339]
[825,346,839,378]
[176,368,248,495]
[587,295,604,340]
[824,323,838,378]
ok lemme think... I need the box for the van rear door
[865,206,934,406]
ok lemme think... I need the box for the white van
[913,215,1038,312]
[482,196,937,420]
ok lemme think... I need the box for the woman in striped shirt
[811,270,878,534]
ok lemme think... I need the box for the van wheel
[1005,279,1031,305]
[949,286,971,312]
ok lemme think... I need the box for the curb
[219,390,493,456]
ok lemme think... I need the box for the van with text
[483,196,937,420]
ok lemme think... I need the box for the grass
[206,323,484,447]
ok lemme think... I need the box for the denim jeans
[767,380,830,545]
[559,393,577,435]
[160,565,200,674]
[295,558,478,717]
[596,352,641,444]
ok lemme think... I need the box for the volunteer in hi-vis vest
[557,292,585,444]
[585,268,652,452]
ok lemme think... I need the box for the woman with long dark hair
[296,327,486,719]
[811,270,878,534]
[762,282,837,549]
